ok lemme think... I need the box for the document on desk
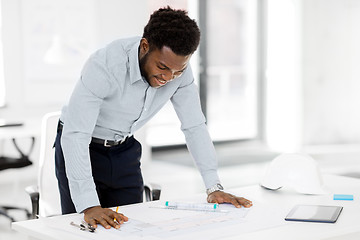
[119,202,248,239]
[42,201,250,240]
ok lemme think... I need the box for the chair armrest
[25,185,39,219]
[144,183,161,201]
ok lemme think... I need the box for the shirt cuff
[68,179,100,213]
[201,169,221,189]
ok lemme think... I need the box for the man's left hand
[207,191,253,208]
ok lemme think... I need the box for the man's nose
[162,71,175,81]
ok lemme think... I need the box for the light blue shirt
[60,37,220,212]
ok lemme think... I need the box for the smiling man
[54,6,252,230]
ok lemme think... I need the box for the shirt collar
[128,38,143,84]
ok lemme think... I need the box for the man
[55,6,252,230]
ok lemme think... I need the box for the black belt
[57,120,132,147]
[91,135,133,147]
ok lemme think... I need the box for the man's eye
[158,66,167,70]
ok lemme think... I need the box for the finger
[237,197,253,208]
[96,215,113,229]
[101,214,121,229]
[226,195,242,208]
[115,212,128,222]
[212,193,240,208]
[110,210,128,224]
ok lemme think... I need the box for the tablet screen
[285,205,343,223]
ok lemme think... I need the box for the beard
[139,51,150,83]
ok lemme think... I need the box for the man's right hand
[83,206,128,229]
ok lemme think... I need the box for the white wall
[302,0,360,145]
[266,0,360,152]
[0,0,150,182]
[96,0,148,46]
[265,0,303,152]
[3,0,360,154]
[1,0,147,113]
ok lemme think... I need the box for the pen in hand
[112,206,129,229]
[114,206,119,222]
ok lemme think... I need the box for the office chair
[26,111,161,219]
[0,138,34,170]
[25,111,61,218]
[0,133,34,221]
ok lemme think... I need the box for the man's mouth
[155,76,167,85]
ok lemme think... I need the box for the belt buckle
[103,140,113,147]
[119,136,127,144]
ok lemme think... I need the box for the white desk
[12,174,360,240]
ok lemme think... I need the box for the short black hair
[142,6,200,56]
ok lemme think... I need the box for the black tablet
[285,205,343,223]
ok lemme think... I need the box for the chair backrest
[38,111,61,217]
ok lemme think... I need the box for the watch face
[217,184,224,190]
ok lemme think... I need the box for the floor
[1,142,360,239]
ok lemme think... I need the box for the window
[146,0,200,147]
[146,0,261,147]
[0,1,5,107]
[204,0,259,141]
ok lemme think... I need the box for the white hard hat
[260,153,327,194]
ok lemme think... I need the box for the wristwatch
[206,183,224,195]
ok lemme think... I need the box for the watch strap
[206,183,224,195]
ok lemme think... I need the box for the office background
[1,0,360,239]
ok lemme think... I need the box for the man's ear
[140,38,149,54]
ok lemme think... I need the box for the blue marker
[164,201,221,212]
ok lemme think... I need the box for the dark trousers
[54,126,144,214]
